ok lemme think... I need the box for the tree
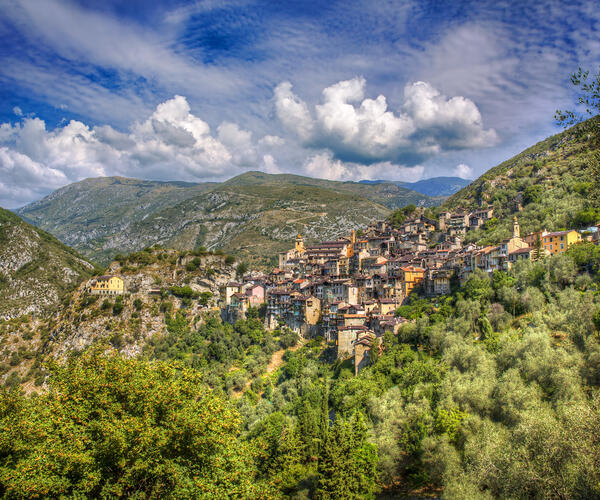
[0,351,272,498]
[236,262,248,278]
[463,270,494,305]
[532,234,544,262]
[555,67,600,205]
[316,413,378,499]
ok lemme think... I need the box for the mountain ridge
[16,172,440,266]
[359,176,471,196]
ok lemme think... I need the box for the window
[560,243,564,249]
[560,235,564,241]
[550,244,553,250]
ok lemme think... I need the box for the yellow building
[399,265,426,296]
[523,229,581,255]
[89,275,125,295]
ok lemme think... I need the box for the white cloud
[274,82,314,141]
[0,147,67,207]
[274,77,498,165]
[304,151,425,182]
[4,0,239,97]
[259,135,284,147]
[0,95,278,207]
[453,163,473,179]
[12,106,23,116]
[261,154,281,174]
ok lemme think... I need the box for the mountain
[17,172,439,267]
[441,118,600,244]
[0,207,97,320]
[359,176,471,196]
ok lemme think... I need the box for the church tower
[513,216,520,239]
[295,233,305,254]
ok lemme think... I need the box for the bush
[169,286,196,299]
[236,262,249,278]
[112,297,124,315]
[198,292,212,306]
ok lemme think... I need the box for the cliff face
[0,247,238,391]
[0,207,96,321]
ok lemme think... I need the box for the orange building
[523,229,581,255]
[398,265,426,296]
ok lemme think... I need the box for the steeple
[295,233,305,253]
[512,216,520,239]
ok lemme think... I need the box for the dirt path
[231,337,306,398]
[266,337,306,374]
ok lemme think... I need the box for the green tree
[236,262,249,278]
[463,270,494,305]
[316,413,378,499]
[0,351,272,498]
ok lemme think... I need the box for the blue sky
[0,0,598,207]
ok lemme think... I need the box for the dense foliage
[0,351,272,498]
[3,243,600,497]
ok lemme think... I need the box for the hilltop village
[83,206,598,374]
[219,206,598,371]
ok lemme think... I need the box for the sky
[0,0,599,207]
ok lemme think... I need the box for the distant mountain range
[15,172,441,267]
[359,176,471,197]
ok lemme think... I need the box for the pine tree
[315,413,379,499]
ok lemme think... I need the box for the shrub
[112,297,124,315]
[169,286,196,299]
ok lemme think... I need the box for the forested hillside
[2,242,600,498]
[443,118,600,245]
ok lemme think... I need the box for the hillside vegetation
[16,172,438,267]
[443,118,600,244]
[0,208,97,320]
[2,242,600,498]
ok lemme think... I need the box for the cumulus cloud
[274,77,498,164]
[304,151,424,182]
[274,82,314,141]
[453,163,473,179]
[0,95,276,207]
[12,106,23,116]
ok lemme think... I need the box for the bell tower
[513,216,520,239]
[295,233,305,253]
